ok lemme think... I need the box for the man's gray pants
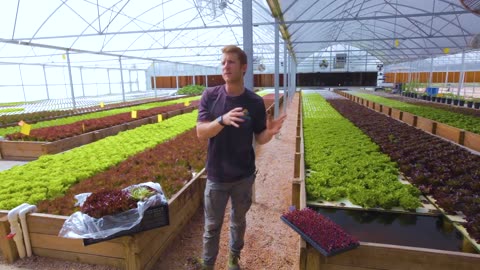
[202,174,255,266]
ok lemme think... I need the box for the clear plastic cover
[58,182,167,239]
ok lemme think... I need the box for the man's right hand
[222,107,245,128]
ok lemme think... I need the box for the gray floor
[0,160,28,172]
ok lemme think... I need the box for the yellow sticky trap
[443,48,450,54]
[21,123,31,136]
[62,54,66,60]
[184,101,190,106]
[158,114,163,122]
[131,110,137,119]
[100,102,104,108]
[394,39,399,47]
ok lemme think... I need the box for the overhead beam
[80,33,471,54]
[0,38,155,61]
[289,34,472,45]
[11,10,470,41]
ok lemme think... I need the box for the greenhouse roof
[0,0,479,70]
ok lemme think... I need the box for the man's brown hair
[222,45,247,65]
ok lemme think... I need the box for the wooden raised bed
[0,106,196,161]
[293,92,480,269]
[0,169,206,270]
[301,242,480,270]
[336,91,480,153]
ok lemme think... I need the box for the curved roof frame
[278,0,480,66]
[0,0,479,73]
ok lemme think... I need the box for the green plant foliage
[354,93,480,134]
[177,85,205,95]
[130,186,156,201]
[0,97,199,137]
[303,93,421,210]
[0,102,30,107]
[0,111,198,210]
[403,80,427,92]
[0,108,24,113]
[256,90,273,97]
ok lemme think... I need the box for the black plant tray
[281,216,359,257]
[83,203,169,246]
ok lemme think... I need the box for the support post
[136,70,140,91]
[458,50,466,97]
[129,70,133,93]
[66,50,76,109]
[18,65,27,102]
[284,39,288,113]
[80,67,85,97]
[428,57,434,87]
[152,62,157,98]
[107,69,112,94]
[119,56,126,102]
[42,65,50,100]
[274,18,280,119]
[242,0,253,91]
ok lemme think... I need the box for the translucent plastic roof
[279,0,480,65]
[0,0,479,71]
[0,0,276,70]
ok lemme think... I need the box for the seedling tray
[281,216,359,257]
[83,203,169,246]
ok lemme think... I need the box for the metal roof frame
[0,0,479,72]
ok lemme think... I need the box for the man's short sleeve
[197,88,212,122]
[253,99,267,134]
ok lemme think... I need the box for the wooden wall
[151,72,375,88]
[385,71,480,83]
[151,74,285,88]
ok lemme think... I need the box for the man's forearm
[196,121,224,140]
[255,129,274,145]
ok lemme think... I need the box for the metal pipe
[242,0,253,91]
[119,56,126,102]
[458,50,466,97]
[107,69,112,95]
[152,62,157,98]
[18,205,37,257]
[42,65,50,100]
[129,70,133,93]
[18,65,26,102]
[284,39,288,113]
[274,18,280,119]
[80,67,85,97]
[66,50,76,109]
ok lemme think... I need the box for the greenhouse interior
[1,0,480,269]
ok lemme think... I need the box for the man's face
[221,53,247,83]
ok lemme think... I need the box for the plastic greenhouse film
[58,182,167,239]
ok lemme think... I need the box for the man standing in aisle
[196,45,286,270]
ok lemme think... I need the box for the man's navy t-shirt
[197,85,267,182]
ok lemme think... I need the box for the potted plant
[453,98,459,106]
[474,98,480,109]
[467,98,474,108]
[435,93,443,103]
[319,59,329,69]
